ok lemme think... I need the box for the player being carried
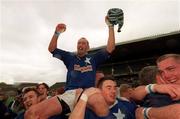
[25,9,124,119]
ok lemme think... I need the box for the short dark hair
[119,84,132,95]
[36,83,49,90]
[22,87,39,97]
[96,75,116,88]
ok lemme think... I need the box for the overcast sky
[0,0,180,86]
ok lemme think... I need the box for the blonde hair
[119,84,132,95]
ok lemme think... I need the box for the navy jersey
[85,99,137,119]
[52,48,110,90]
[117,98,137,118]
[142,93,180,107]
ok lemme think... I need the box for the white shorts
[57,89,76,112]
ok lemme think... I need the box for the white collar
[109,99,118,109]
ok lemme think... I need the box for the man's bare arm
[149,104,180,119]
[136,104,180,119]
[105,17,115,54]
[48,23,66,52]
[69,88,101,119]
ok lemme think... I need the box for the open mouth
[79,47,83,50]
[169,79,177,83]
[27,102,32,107]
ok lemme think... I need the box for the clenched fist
[55,23,66,33]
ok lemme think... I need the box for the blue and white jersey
[108,99,136,119]
[51,48,110,90]
[85,99,137,119]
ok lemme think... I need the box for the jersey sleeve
[51,48,73,67]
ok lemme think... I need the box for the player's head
[77,37,89,57]
[36,83,49,96]
[138,65,158,85]
[157,54,180,85]
[119,84,133,100]
[22,87,40,109]
[97,76,117,106]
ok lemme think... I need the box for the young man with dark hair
[69,76,137,119]
[16,87,67,119]
[36,83,50,101]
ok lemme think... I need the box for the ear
[87,45,90,51]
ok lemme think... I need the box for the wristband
[145,84,156,94]
[143,107,152,119]
[80,93,88,102]
[54,31,60,37]
[108,25,114,28]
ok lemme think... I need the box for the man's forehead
[24,91,36,97]
[38,85,45,88]
[103,80,117,87]
[78,38,88,43]
[161,57,179,63]
[158,58,180,70]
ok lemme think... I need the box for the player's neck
[77,53,87,58]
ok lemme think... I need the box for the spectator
[0,89,17,119]
[0,99,15,119]
[16,87,68,119]
[50,87,65,97]
[10,88,25,115]
[36,83,50,101]
[55,87,65,95]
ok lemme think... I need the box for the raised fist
[105,16,113,27]
[55,23,66,33]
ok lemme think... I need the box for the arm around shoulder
[69,95,88,119]
[149,104,180,119]
[136,104,180,119]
